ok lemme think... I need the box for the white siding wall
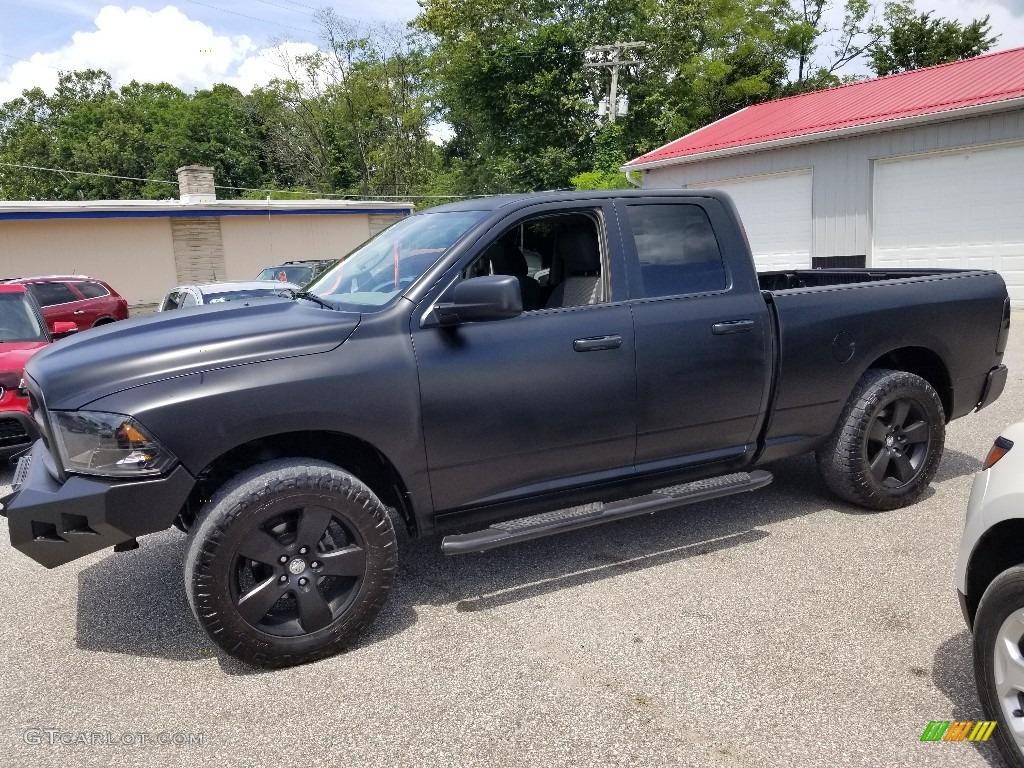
[873,142,1024,304]
[641,108,1024,261]
[688,170,813,270]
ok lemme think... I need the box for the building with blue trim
[0,165,413,312]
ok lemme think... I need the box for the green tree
[418,0,802,193]
[253,14,439,199]
[869,8,998,76]
[0,70,272,200]
[418,0,595,193]
[571,122,630,189]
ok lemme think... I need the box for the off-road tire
[816,368,944,510]
[184,459,397,667]
[973,566,1024,768]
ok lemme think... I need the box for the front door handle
[574,335,622,352]
[712,320,754,335]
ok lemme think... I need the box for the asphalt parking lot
[0,315,1021,768]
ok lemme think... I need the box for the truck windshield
[306,211,485,310]
[0,292,46,342]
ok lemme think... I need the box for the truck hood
[26,299,360,410]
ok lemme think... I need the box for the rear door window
[27,281,79,306]
[625,204,727,298]
[71,281,109,299]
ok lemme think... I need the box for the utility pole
[585,42,647,123]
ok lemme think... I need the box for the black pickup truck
[1,190,1011,667]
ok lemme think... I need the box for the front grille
[0,417,30,447]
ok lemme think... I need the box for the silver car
[957,422,1024,766]
[159,281,299,311]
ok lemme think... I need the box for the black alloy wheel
[231,504,367,637]
[185,459,397,667]
[817,368,945,510]
[863,396,932,489]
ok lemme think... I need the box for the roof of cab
[423,188,729,214]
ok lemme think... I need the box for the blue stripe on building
[0,207,412,221]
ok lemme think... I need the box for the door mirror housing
[51,321,79,339]
[435,275,523,326]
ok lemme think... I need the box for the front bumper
[1,440,194,568]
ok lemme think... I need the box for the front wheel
[816,368,945,510]
[974,566,1024,768]
[184,459,397,667]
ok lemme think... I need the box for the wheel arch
[91,316,116,327]
[865,346,953,422]
[180,430,416,535]
[965,519,1024,625]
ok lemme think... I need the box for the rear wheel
[816,368,944,510]
[184,459,397,667]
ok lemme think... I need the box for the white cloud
[226,41,319,92]
[0,4,318,102]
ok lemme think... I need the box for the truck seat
[487,242,541,311]
[545,226,602,308]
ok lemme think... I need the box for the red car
[0,285,77,451]
[3,275,128,331]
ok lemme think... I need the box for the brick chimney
[176,165,217,204]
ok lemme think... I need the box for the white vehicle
[159,281,298,311]
[957,422,1024,766]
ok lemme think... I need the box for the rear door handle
[712,320,754,335]
[574,335,622,352]
[73,310,86,315]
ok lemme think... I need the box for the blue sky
[1,0,1023,103]
[0,0,422,101]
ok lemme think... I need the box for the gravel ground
[0,315,1021,768]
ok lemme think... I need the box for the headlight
[50,411,177,477]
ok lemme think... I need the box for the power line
[253,0,315,17]
[0,52,63,72]
[182,0,316,35]
[250,0,367,31]
[273,0,322,11]
[0,162,178,187]
[0,161,475,199]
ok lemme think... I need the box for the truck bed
[753,266,1009,464]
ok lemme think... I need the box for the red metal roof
[628,47,1024,167]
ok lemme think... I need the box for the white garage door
[690,170,812,272]
[873,142,1024,307]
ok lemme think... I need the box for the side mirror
[51,321,79,339]
[435,275,523,326]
